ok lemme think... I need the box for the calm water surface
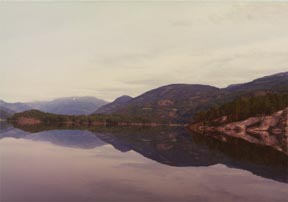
[0,124,287,202]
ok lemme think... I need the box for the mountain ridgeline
[28,96,108,115]
[0,100,31,113]
[95,72,288,123]
[225,72,288,93]
[112,84,224,123]
[4,72,288,124]
[1,96,108,116]
[95,95,133,114]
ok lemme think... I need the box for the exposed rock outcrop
[190,108,288,154]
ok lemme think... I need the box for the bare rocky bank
[190,108,288,154]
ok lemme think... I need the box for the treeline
[193,93,288,124]
[9,110,153,126]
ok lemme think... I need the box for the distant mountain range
[0,100,31,113]
[27,96,108,115]
[0,96,108,117]
[1,72,288,121]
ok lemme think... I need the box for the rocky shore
[189,108,288,154]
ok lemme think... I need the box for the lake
[0,123,287,202]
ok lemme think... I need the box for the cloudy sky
[1,1,288,102]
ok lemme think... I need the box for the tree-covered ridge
[9,110,154,126]
[193,93,288,124]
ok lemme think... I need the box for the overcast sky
[1,1,288,102]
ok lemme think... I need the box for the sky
[1,1,288,102]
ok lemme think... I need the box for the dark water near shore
[0,123,287,201]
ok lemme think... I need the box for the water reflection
[1,122,287,183]
[0,122,106,149]
[91,127,288,183]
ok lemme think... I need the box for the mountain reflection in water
[0,122,287,183]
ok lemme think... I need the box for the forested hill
[225,72,288,93]
[108,72,288,123]
[193,92,288,124]
[8,109,158,129]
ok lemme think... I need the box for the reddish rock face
[158,99,174,107]
[17,117,41,125]
[189,108,288,155]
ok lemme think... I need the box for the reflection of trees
[6,123,288,183]
[89,127,288,183]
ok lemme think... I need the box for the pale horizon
[1,1,288,102]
